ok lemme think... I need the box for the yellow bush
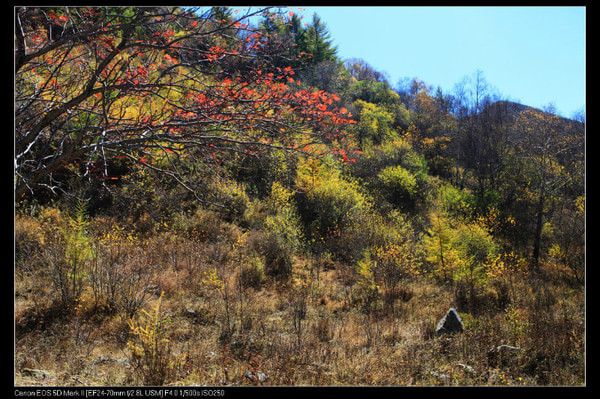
[127,292,175,385]
[15,214,46,266]
[296,157,370,246]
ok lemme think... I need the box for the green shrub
[227,148,295,199]
[452,222,497,311]
[354,211,422,313]
[438,183,475,219]
[423,211,462,281]
[352,99,397,145]
[48,201,94,307]
[239,254,266,289]
[354,138,428,176]
[377,165,418,208]
[296,158,371,256]
[210,179,251,222]
[260,182,304,277]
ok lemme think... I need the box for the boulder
[429,370,451,384]
[435,308,464,335]
[21,368,53,380]
[457,363,475,375]
[244,370,255,382]
[257,371,268,383]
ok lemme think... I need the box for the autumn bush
[437,183,475,219]
[15,213,46,271]
[89,238,155,316]
[45,202,95,307]
[127,293,177,385]
[239,254,267,289]
[295,157,371,259]
[351,137,413,179]
[377,165,418,209]
[210,179,252,223]
[172,208,227,243]
[354,211,422,314]
[352,99,397,145]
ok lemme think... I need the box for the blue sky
[288,7,585,117]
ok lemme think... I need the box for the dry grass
[14,212,584,387]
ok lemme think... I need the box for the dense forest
[15,6,585,386]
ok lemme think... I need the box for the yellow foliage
[201,268,224,291]
[127,292,176,385]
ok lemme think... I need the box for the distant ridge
[485,100,584,126]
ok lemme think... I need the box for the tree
[15,6,354,203]
[423,211,461,282]
[301,14,337,65]
[451,72,512,208]
[512,109,580,271]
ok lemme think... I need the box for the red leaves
[206,46,225,62]
[98,35,116,51]
[162,29,175,39]
[245,32,264,50]
[195,93,208,105]
[48,11,69,24]
[136,66,148,78]
[332,146,360,164]
[30,32,46,46]
[164,54,177,64]
[206,46,226,62]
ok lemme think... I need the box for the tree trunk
[532,191,545,272]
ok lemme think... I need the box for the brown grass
[14,212,584,386]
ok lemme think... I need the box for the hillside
[14,6,584,387]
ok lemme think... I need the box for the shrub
[423,211,462,282]
[289,269,312,348]
[352,99,397,145]
[438,183,474,219]
[547,196,584,283]
[243,182,304,278]
[127,292,175,385]
[47,201,94,307]
[354,211,422,313]
[452,222,497,311]
[228,148,295,199]
[358,137,412,172]
[15,214,46,270]
[89,225,155,316]
[239,254,266,289]
[355,254,381,313]
[172,208,224,243]
[296,157,371,257]
[377,165,418,209]
[209,179,251,222]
